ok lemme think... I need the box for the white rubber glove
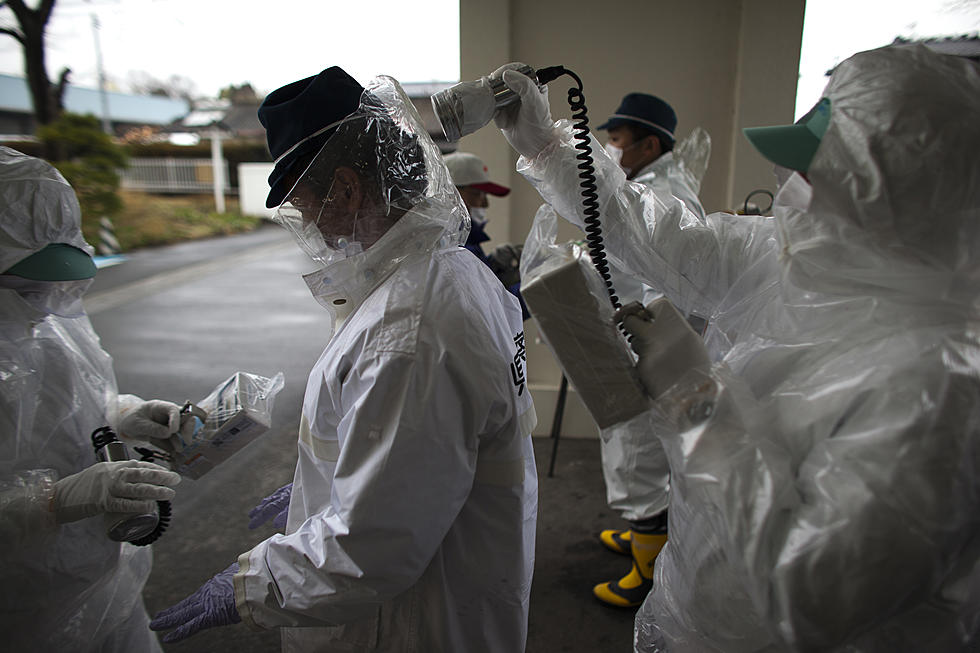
[493,64,558,159]
[52,460,181,524]
[120,399,204,451]
[617,298,711,399]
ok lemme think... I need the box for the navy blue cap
[258,67,365,208]
[597,93,677,145]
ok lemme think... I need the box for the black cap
[258,66,365,208]
[597,93,677,145]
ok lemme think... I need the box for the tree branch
[0,25,25,44]
[38,0,55,24]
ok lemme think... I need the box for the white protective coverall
[0,148,163,652]
[601,130,711,523]
[519,45,980,651]
[234,77,538,652]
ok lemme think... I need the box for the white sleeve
[518,121,776,320]
[0,468,59,546]
[234,350,479,629]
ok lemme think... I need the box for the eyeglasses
[285,179,334,212]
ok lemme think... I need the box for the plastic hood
[776,46,980,302]
[0,147,93,274]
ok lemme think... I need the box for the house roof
[0,73,189,124]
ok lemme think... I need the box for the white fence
[121,157,231,193]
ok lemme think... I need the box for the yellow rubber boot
[592,530,667,608]
[598,528,632,555]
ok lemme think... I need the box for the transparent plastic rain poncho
[519,46,980,651]
[272,76,469,323]
[0,147,162,652]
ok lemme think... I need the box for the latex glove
[150,563,241,643]
[248,482,292,530]
[120,399,205,452]
[617,298,711,399]
[52,460,180,524]
[493,64,557,159]
[487,243,523,288]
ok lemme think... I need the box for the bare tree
[127,70,198,102]
[0,0,70,127]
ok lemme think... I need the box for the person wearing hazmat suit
[149,67,538,652]
[0,147,193,652]
[496,45,980,651]
[589,91,712,608]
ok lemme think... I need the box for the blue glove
[149,563,241,643]
[248,482,292,530]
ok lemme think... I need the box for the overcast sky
[796,0,980,117]
[0,0,978,109]
[0,0,461,96]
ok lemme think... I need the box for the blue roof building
[0,73,189,137]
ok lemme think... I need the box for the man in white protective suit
[590,91,711,608]
[495,45,980,651]
[149,67,538,652]
[0,147,192,652]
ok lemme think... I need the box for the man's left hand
[149,563,241,643]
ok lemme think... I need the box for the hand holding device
[52,459,179,524]
[617,298,711,399]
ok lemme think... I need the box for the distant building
[163,81,456,151]
[0,73,189,139]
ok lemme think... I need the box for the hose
[536,66,621,310]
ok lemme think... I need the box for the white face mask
[469,206,488,227]
[773,164,796,190]
[0,275,93,318]
[604,141,638,177]
[604,142,624,165]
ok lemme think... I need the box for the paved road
[85,226,635,652]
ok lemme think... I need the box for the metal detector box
[521,249,650,429]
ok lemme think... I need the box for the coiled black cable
[91,425,117,450]
[536,66,620,311]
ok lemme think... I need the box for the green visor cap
[5,243,96,281]
[743,97,831,173]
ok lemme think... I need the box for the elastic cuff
[234,548,264,631]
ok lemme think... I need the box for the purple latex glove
[248,482,292,530]
[149,563,241,643]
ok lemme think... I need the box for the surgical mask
[469,206,488,227]
[773,164,796,190]
[604,142,624,165]
[0,274,93,317]
[604,141,641,177]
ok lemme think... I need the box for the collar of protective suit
[303,198,455,319]
[773,45,980,309]
[631,151,674,183]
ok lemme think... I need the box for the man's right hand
[52,460,180,524]
[617,298,711,399]
[493,64,558,159]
